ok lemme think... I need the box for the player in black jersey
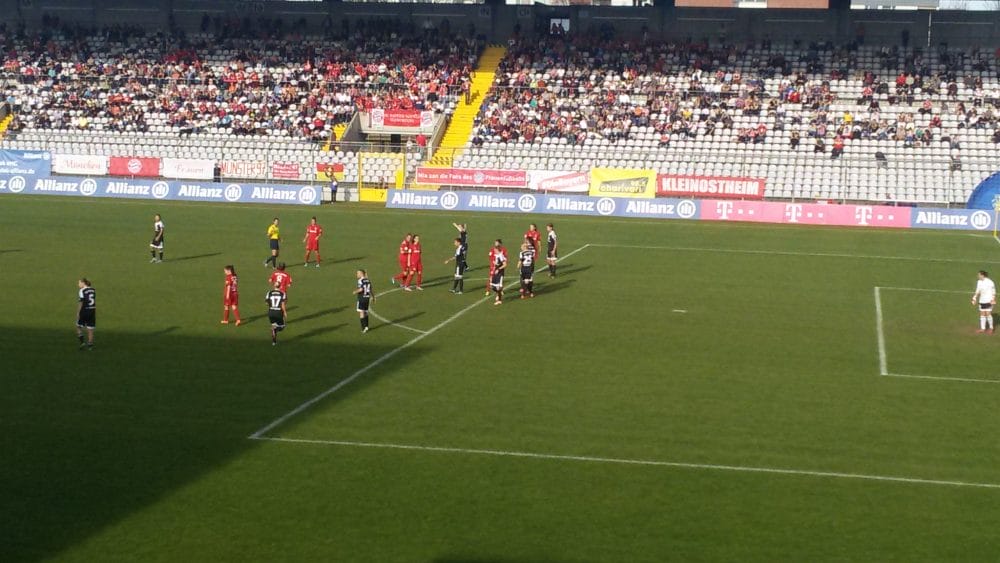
[265,282,287,345]
[490,239,507,306]
[452,223,468,269]
[518,242,536,299]
[545,223,558,277]
[444,236,468,294]
[149,214,164,263]
[354,269,375,333]
[76,278,96,349]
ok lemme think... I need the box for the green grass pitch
[4,195,1000,562]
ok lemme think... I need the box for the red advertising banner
[271,162,301,180]
[528,170,589,193]
[220,160,268,179]
[701,200,910,228]
[657,174,766,200]
[416,167,527,188]
[370,109,434,129]
[109,156,160,178]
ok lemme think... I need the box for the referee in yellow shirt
[265,217,281,269]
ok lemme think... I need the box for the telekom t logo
[855,206,873,225]
[784,204,803,223]
[716,201,734,219]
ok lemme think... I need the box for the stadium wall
[9,0,1000,47]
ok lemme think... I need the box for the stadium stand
[451,35,1000,203]
[0,20,482,183]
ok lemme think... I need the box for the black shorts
[454,260,467,278]
[269,239,280,251]
[520,266,533,281]
[547,249,557,260]
[150,237,163,248]
[357,296,371,312]
[980,302,993,311]
[77,309,96,329]
[268,310,285,328]
[491,271,504,288]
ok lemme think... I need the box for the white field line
[254,436,1000,490]
[885,373,1000,384]
[876,286,1000,384]
[874,287,888,376]
[368,277,489,335]
[248,244,591,439]
[587,243,994,264]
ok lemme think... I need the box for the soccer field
[4,195,1000,562]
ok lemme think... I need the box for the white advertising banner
[162,158,215,180]
[53,154,108,176]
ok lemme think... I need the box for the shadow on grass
[330,255,366,265]
[551,263,591,277]
[167,252,223,263]
[536,278,576,295]
[0,249,24,254]
[242,305,300,325]
[295,306,348,323]
[0,325,429,562]
[287,323,349,341]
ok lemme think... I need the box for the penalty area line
[248,244,591,440]
[253,436,1000,490]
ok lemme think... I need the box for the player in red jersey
[302,216,324,268]
[524,223,541,256]
[404,234,424,291]
[391,233,413,288]
[221,265,242,325]
[485,243,497,296]
[268,262,293,303]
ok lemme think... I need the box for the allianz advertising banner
[386,189,699,220]
[0,150,51,177]
[0,173,320,205]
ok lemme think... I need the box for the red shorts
[411,261,423,272]
[399,256,410,270]
[306,239,319,251]
[225,293,239,306]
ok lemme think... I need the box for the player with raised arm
[490,239,507,306]
[221,265,242,326]
[545,223,558,277]
[453,223,469,269]
[355,269,375,333]
[149,214,164,263]
[76,278,96,350]
[404,234,424,291]
[264,218,281,269]
[485,243,497,296]
[391,234,412,288]
[266,282,287,345]
[444,235,468,294]
[518,241,536,299]
[972,270,996,334]
[302,216,324,268]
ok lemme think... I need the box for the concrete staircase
[428,45,506,167]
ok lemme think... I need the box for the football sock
[78,334,84,343]
[527,281,533,293]
[271,328,276,343]
[223,310,230,322]
[233,307,240,321]
[159,251,163,261]
[416,272,422,286]
[150,250,156,258]
[315,253,321,264]
[458,279,464,292]
[981,316,987,330]
[989,316,995,330]
[361,316,369,329]
[404,272,414,287]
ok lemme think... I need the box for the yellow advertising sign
[359,187,388,202]
[588,168,656,198]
